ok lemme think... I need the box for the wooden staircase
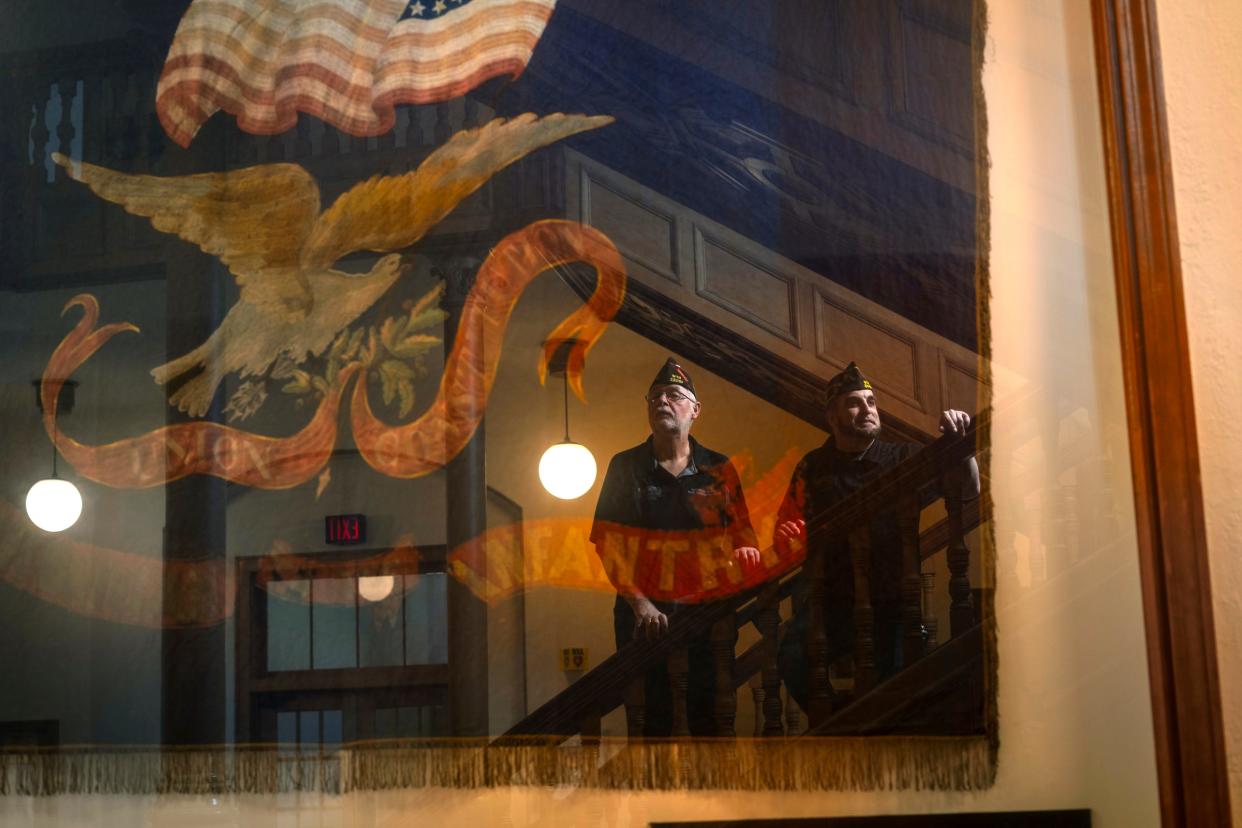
[495,419,987,747]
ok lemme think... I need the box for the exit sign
[325,514,366,545]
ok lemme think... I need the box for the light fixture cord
[49,392,59,479]
[562,370,571,442]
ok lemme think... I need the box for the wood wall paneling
[568,150,981,435]
[694,228,799,345]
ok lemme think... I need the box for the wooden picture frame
[1091,0,1230,824]
[0,1,1229,819]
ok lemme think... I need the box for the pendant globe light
[358,575,396,603]
[26,380,83,533]
[538,340,597,500]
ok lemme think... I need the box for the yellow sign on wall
[559,647,589,672]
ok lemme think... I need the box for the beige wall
[1154,0,1242,819]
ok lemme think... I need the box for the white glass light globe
[25,478,83,533]
[538,441,598,500]
[358,575,396,603]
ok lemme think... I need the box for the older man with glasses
[590,357,759,737]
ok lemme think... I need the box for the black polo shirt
[590,435,757,601]
[781,438,934,609]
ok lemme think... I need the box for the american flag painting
[156,0,558,148]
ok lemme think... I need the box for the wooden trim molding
[1090,1,1230,824]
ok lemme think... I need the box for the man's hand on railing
[938,409,982,500]
[628,594,670,640]
[774,519,806,555]
[939,409,972,435]
[734,545,762,571]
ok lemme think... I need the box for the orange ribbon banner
[0,449,803,627]
[352,219,626,477]
[39,220,625,489]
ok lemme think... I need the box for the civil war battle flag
[156,0,558,146]
[0,0,994,801]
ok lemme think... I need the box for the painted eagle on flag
[156,0,559,147]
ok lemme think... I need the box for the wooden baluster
[322,123,341,157]
[224,126,240,167]
[55,77,77,169]
[785,694,802,735]
[898,492,923,668]
[1097,446,1121,553]
[376,110,396,154]
[446,97,466,137]
[295,118,314,160]
[394,107,410,149]
[0,79,31,272]
[267,129,287,162]
[580,711,602,771]
[623,676,646,741]
[131,73,153,166]
[104,71,123,160]
[120,72,140,161]
[710,614,736,737]
[24,79,53,273]
[805,538,832,727]
[1064,481,1081,564]
[668,647,691,738]
[433,102,453,146]
[943,464,975,638]
[143,71,165,166]
[416,105,437,148]
[31,82,52,179]
[921,572,939,649]
[82,74,104,164]
[755,599,784,736]
[747,674,764,737]
[849,525,878,694]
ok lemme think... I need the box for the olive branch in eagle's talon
[268,280,447,421]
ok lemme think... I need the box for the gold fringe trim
[971,0,1002,774]
[1,736,993,795]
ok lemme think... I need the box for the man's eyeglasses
[646,390,693,405]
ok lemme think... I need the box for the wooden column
[441,262,489,738]
[849,526,877,695]
[161,130,228,753]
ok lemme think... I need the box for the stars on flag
[401,0,472,21]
